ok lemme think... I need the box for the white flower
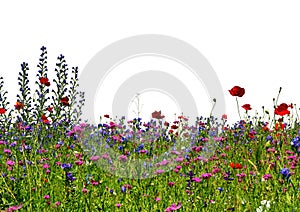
[256,206,263,212]
[261,200,271,208]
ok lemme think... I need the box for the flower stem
[236,97,241,120]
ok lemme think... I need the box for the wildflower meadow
[0,47,299,211]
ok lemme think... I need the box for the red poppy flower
[14,102,24,110]
[60,96,69,106]
[274,103,291,116]
[41,114,50,124]
[235,163,243,169]
[152,110,165,119]
[229,162,242,169]
[0,108,6,114]
[228,86,245,97]
[104,114,110,118]
[47,107,53,112]
[242,104,252,111]
[275,123,285,131]
[248,132,255,139]
[39,77,50,86]
[171,125,178,130]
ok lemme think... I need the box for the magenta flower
[212,168,221,173]
[201,173,212,179]
[155,197,161,202]
[4,149,12,155]
[44,195,50,199]
[175,157,184,162]
[89,155,100,161]
[165,201,182,211]
[82,187,88,193]
[6,204,22,211]
[119,155,127,162]
[43,163,50,169]
[160,160,170,166]
[75,160,84,166]
[192,177,201,182]
[263,174,273,181]
[168,182,175,187]
[155,169,165,175]
[6,160,15,167]
[115,203,121,208]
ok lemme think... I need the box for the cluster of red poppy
[229,162,243,169]
[229,86,293,116]
[228,86,252,111]
[0,77,69,127]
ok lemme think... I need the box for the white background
[1,1,300,126]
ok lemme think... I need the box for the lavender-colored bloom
[24,145,32,150]
[266,135,272,141]
[10,142,17,147]
[66,172,76,181]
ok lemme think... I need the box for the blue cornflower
[217,187,224,192]
[61,163,72,169]
[280,168,291,180]
[137,143,144,150]
[66,172,76,181]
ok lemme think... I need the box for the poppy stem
[236,97,241,120]
[209,98,216,118]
